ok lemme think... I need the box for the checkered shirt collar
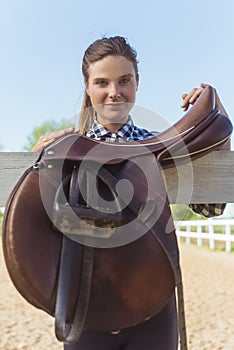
[86,117,135,141]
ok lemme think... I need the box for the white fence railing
[175,219,234,252]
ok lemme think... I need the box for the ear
[136,76,139,91]
[85,79,90,96]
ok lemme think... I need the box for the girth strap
[54,166,95,344]
[55,238,94,343]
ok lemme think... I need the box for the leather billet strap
[55,237,94,343]
[54,167,95,344]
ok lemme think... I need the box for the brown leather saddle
[2,86,232,348]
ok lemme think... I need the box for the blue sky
[1,0,234,151]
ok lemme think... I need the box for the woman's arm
[188,203,226,218]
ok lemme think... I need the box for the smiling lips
[104,102,125,106]
[103,102,128,110]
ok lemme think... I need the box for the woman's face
[86,55,138,131]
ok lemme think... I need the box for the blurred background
[0,0,234,151]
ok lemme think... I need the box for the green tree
[171,204,207,221]
[23,119,73,151]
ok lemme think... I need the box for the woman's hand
[32,126,77,152]
[181,84,205,112]
[181,83,229,118]
[181,83,230,150]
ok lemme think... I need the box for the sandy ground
[0,241,234,350]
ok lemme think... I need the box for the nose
[108,83,121,100]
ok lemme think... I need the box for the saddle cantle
[2,86,233,347]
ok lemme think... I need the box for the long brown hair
[78,36,139,134]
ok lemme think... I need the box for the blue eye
[95,80,108,87]
[120,78,130,85]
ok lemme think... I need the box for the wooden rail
[0,151,234,207]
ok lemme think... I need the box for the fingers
[200,82,209,89]
[32,126,76,152]
[180,83,228,118]
[40,127,75,142]
[181,84,208,112]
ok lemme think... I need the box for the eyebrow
[93,73,134,82]
[119,73,134,79]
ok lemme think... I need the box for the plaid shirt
[87,118,226,218]
[86,117,157,141]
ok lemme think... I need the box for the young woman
[33,36,228,349]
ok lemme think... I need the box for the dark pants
[64,294,178,350]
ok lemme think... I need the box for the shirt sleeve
[189,203,226,218]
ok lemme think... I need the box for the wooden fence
[1,151,234,250]
[1,150,234,205]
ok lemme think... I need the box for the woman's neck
[102,123,124,133]
[96,115,130,133]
